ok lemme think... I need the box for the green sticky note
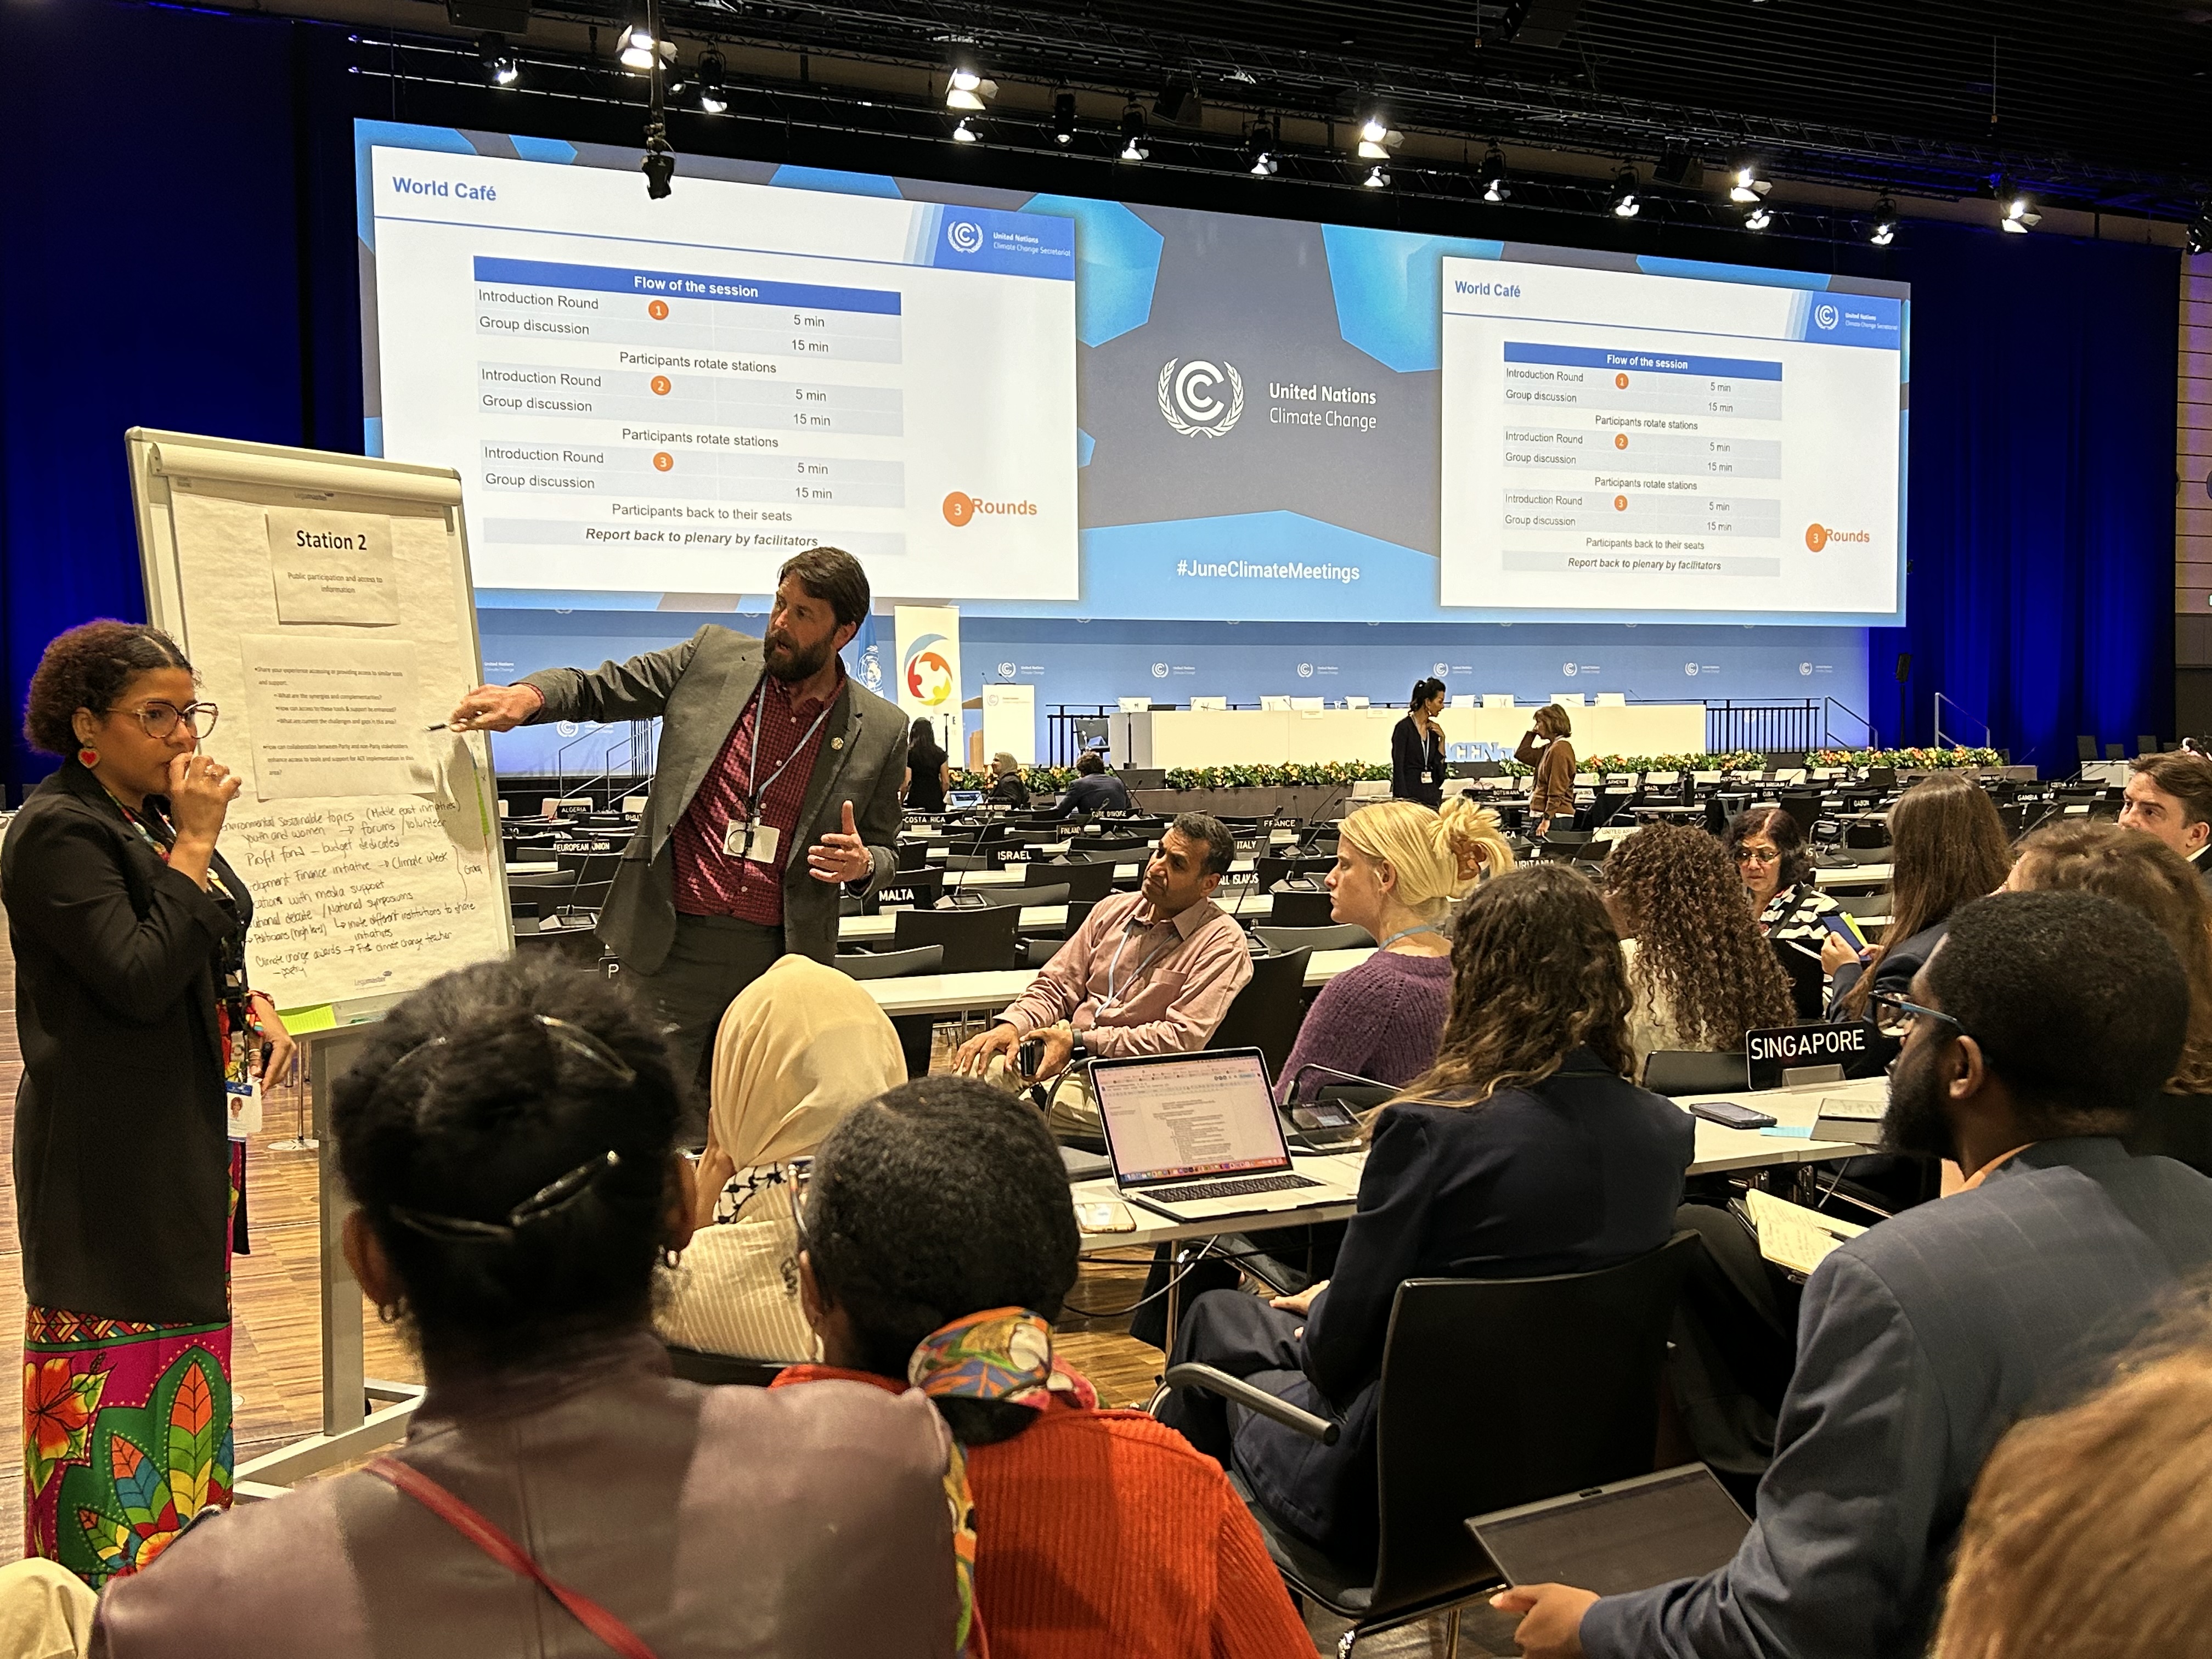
[279,1003,338,1035]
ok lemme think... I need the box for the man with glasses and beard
[1497,889,2212,1659]
[450,548,906,1135]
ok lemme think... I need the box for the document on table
[238,633,434,800]
[1743,1188,1865,1277]
[264,507,399,624]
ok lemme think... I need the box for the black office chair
[895,838,933,872]
[1017,899,1098,968]
[1268,889,1337,928]
[1206,948,1312,1077]
[1776,793,1824,843]
[891,905,1022,972]
[1253,923,1375,954]
[2103,742,2126,763]
[833,944,945,980]
[1031,857,1118,903]
[1255,854,1335,891]
[969,882,1071,911]
[664,1345,787,1387]
[1642,1050,1752,1097]
[2137,734,2161,757]
[1165,1234,1700,1656]
[2076,735,2100,764]
[1071,833,1149,854]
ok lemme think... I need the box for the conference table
[860,947,1376,1019]
[838,890,1279,945]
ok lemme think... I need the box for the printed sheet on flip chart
[136,459,509,1012]
[264,506,400,624]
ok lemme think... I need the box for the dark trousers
[1668,1201,1802,1491]
[1153,1288,1307,1466]
[634,914,787,1143]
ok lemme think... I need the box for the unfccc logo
[1159,358,1244,437]
[1150,662,1170,679]
[1813,302,1840,330]
[945,219,984,254]
[1296,663,1313,679]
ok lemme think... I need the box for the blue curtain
[1870,223,2177,765]
[0,4,2179,792]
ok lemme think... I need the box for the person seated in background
[656,953,907,1362]
[1499,890,2212,1659]
[1153,865,1695,1564]
[952,813,1251,1135]
[1514,703,1577,836]
[1277,797,1512,1097]
[1725,804,1850,1019]
[777,1076,1315,1659]
[987,751,1031,809]
[1599,822,1795,1076]
[2005,819,2212,1174]
[1049,750,1132,819]
[2118,747,2212,887]
[1933,1311,2212,1659]
[93,957,964,1658]
[1825,770,2013,1018]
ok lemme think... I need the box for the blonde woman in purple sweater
[1279,798,1515,1098]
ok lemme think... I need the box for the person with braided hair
[1600,821,1797,1078]
[93,957,967,1659]
[1154,866,1694,1565]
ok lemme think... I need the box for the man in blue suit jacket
[1500,888,2212,1659]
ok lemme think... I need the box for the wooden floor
[0,940,1494,1655]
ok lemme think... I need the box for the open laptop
[1092,1048,1348,1222]
[1466,1464,1751,1598]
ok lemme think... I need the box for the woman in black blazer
[1391,676,1448,808]
[7,622,292,1583]
[1155,865,1695,1562]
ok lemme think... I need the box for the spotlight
[1356,111,1400,161]
[1119,102,1149,161]
[2190,204,2212,257]
[1246,120,1278,177]
[1743,202,1773,231]
[1051,89,1076,145]
[1729,163,1771,204]
[1870,196,1898,247]
[477,32,520,86]
[1997,185,2040,233]
[618,12,655,71]
[642,132,674,199]
[1363,164,1389,189]
[1610,165,1641,217]
[946,63,996,111]
[695,48,726,114]
[952,116,979,143]
[1479,143,1510,203]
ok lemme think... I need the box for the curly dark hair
[330,956,685,1375]
[1398,864,1637,1113]
[22,620,193,756]
[1602,822,1796,1050]
[1724,803,1813,891]
[1836,772,2014,1018]
[804,1075,1080,1448]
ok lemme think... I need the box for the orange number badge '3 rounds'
[647,300,670,320]
[942,492,976,527]
[1614,495,1629,511]
[1805,523,1830,551]
[653,452,675,473]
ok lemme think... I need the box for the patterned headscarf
[907,1308,1098,1411]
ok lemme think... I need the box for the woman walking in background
[1390,677,1448,807]
[1515,704,1578,837]
[5,621,292,1584]
[903,716,949,814]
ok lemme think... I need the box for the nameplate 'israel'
[1746,1022,1877,1091]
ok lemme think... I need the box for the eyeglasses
[116,701,220,740]
[1736,847,1781,865]
[1867,989,1967,1038]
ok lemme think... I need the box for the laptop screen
[1093,1050,1291,1186]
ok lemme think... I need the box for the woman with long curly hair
[2006,819,2212,1172]
[1826,772,2013,1020]
[1602,822,1796,1073]
[1154,866,1694,1562]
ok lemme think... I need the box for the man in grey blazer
[450,548,907,1128]
[1500,889,2212,1659]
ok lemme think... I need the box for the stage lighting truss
[1119,102,1150,161]
[1479,144,1511,202]
[2190,204,2212,257]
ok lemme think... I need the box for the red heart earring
[77,746,99,768]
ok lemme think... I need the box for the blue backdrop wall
[0,1,2177,793]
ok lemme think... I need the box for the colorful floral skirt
[21,1143,241,1589]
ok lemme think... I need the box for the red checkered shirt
[672,665,842,927]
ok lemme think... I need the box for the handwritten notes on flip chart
[264,507,400,624]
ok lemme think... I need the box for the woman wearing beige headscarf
[655,954,907,1361]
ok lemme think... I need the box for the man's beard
[764,630,832,682]
[1881,1036,1956,1160]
